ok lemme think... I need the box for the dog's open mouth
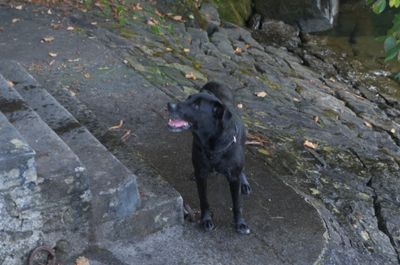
[168,118,191,132]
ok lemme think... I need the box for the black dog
[167,81,251,234]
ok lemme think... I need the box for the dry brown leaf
[147,17,158,26]
[314,116,319,123]
[67,26,75,31]
[84,73,91,79]
[75,256,90,265]
[12,18,20,23]
[108,120,124,130]
[183,48,190,53]
[172,15,183,21]
[48,52,58,57]
[165,47,173,52]
[155,9,164,17]
[41,36,55,43]
[51,23,62,30]
[234,47,243,55]
[364,121,372,128]
[292,97,300,102]
[304,140,317,149]
[6,80,14,87]
[121,129,131,142]
[131,3,143,11]
[245,43,251,49]
[255,91,267,98]
[185,72,197,80]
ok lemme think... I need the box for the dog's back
[201,81,235,107]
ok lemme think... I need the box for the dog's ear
[213,101,232,124]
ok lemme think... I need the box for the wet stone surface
[0,1,399,264]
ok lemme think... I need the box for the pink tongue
[168,119,189,128]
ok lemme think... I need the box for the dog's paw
[235,219,251,235]
[241,183,251,195]
[201,219,215,232]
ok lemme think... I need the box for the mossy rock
[204,0,252,26]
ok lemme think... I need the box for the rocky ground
[1,1,400,264]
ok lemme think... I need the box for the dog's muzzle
[167,102,191,132]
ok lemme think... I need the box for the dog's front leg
[228,173,251,235]
[239,171,251,195]
[195,175,215,231]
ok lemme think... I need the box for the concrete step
[0,74,91,264]
[0,61,182,246]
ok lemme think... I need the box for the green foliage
[369,0,400,68]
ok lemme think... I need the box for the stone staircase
[0,61,183,264]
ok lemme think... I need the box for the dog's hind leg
[195,175,215,232]
[227,171,251,235]
[240,171,251,195]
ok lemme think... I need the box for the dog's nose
[167,102,177,112]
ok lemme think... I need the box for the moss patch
[204,0,252,26]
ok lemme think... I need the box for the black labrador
[167,81,251,234]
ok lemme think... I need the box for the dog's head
[167,92,232,133]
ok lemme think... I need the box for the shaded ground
[0,1,399,264]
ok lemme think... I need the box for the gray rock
[252,19,301,49]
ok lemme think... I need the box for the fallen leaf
[94,2,104,9]
[131,3,143,11]
[313,116,320,123]
[67,58,80,62]
[67,26,75,31]
[84,73,91,79]
[6,80,14,87]
[361,231,370,241]
[183,48,190,53]
[15,5,23,10]
[48,52,58,57]
[147,17,158,26]
[257,148,270,156]
[108,120,124,130]
[51,23,62,30]
[123,59,129,64]
[12,18,21,23]
[234,47,243,55]
[255,91,267,98]
[304,140,317,149]
[245,43,251,49]
[390,128,396,134]
[41,36,55,43]
[91,21,98,25]
[155,9,164,17]
[172,15,183,21]
[185,72,197,80]
[75,256,90,265]
[47,9,52,15]
[292,97,300,102]
[121,129,131,142]
[309,188,320,195]
[237,103,243,109]
[329,77,336,83]
[49,60,55,66]
[165,47,173,52]
[364,121,373,128]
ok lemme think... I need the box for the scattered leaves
[255,91,267,98]
[364,121,373,128]
[172,15,183,21]
[12,18,21,23]
[67,26,75,31]
[41,36,55,43]
[246,132,268,146]
[109,120,124,130]
[147,17,158,26]
[304,140,317,149]
[234,47,243,55]
[48,52,58,57]
[121,129,131,142]
[131,3,143,11]
[75,256,90,265]
[185,72,197,80]
[309,188,320,195]
[155,9,164,17]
